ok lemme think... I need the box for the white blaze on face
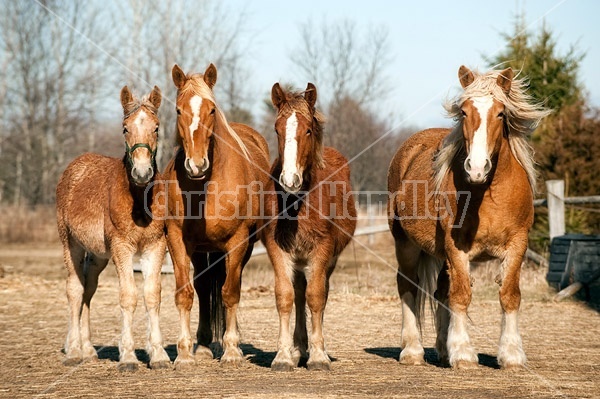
[131,110,151,168]
[468,96,493,178]
[188,95,202,150]
[281,111,299,187]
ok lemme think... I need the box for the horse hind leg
[292,269,308,365]
[395,238,426,366]
[434,261,450,365]
[497,246,527,369]
[62,239,86,366]
[192,252,222,361]
[80,254,109,362]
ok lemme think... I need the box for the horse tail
[415,253,443,331]
[207,252,226,343]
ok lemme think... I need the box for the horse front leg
[497,239,528,369]
[268,244,296,371]
[166,227,195,370]
[305,254,334,371]
[220,235,249,367]
[140,239,171,369]
[112,245,139,372]
[292,270,308,365]
[446,249,478,369]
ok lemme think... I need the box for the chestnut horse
[56,86,170,371]
[261,83,357,371]
[388,66,550,369]
[164,64,270,368]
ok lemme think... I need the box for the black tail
[207,252,226,342]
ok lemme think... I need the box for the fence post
[546,179,565,240]
[368,204,375,246]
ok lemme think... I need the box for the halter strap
[125,142,156,167]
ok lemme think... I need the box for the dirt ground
[0,236,599,399]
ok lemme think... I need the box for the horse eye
[306,129,312,136]
[122,127,128,135]
[154,127,159,134]
[210,108,216,115]
[461,110,467,117]
[497,112,505,119]
[176,108,181,115]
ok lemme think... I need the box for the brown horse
[388,66,550,369]
[164,63,270,368]
[56,86,170,371]
[261,83,357,371]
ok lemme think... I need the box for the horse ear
[172,64,187,90]
[304,82,317,108]
[120,86,133,109]
[204,63,218,89]
[458,65,475,88]
[497,67,514,94]
[271,82,286,109]
[148,85,162,109]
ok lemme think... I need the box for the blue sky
[229,0,598,128]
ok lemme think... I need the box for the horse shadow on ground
[240,343,338,369]
[363,347,499,369]
[94,343,338,369]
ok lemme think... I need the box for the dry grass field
[0,230,599,398]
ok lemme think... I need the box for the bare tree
[114,0,255,168]
[0,0,116,205]
[288,19,410,192]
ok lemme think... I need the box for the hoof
[500,362,525,370]
[271,360,294,372]
[117,362,139,372]
[220,347,244,368]
[399,354,426,366]
[220,356,244,368]
[453,360,479,370]
[82,354,98,363]
[307,359,331,371]
[63,357,82,367]
[194,346,214,361]
[174,356,195,371]
[149,360,172,370]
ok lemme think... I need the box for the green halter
[125,142,156,168]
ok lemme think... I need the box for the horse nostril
[484,159,492,173]
[464,158,472,172]
[292,173,301,188]
[200,157,210,172]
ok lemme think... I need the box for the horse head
[457,65,513,185]
[120,85,161,186]
[271,82,323,193]
[172,63,218,180]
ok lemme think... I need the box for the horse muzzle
[279,171,302,193]
[131,165,154,186]
[464,157,492,184]
[185,157,210,180]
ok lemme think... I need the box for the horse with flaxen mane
[387,66,550,369]
[260,83,357,371]
[163,64,270,368]
[56,86,170,371]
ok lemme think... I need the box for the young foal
[164,64,270,368]
[261,83,357,371]
[387,66,549,369]
[56,86,170,371]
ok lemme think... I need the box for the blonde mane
[433,69,551,194]
[178,74,250,160]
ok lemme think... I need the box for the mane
[123,94,158,119]
[178,74,250,160]
[281,90,326,169]
[434,69,551,194]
